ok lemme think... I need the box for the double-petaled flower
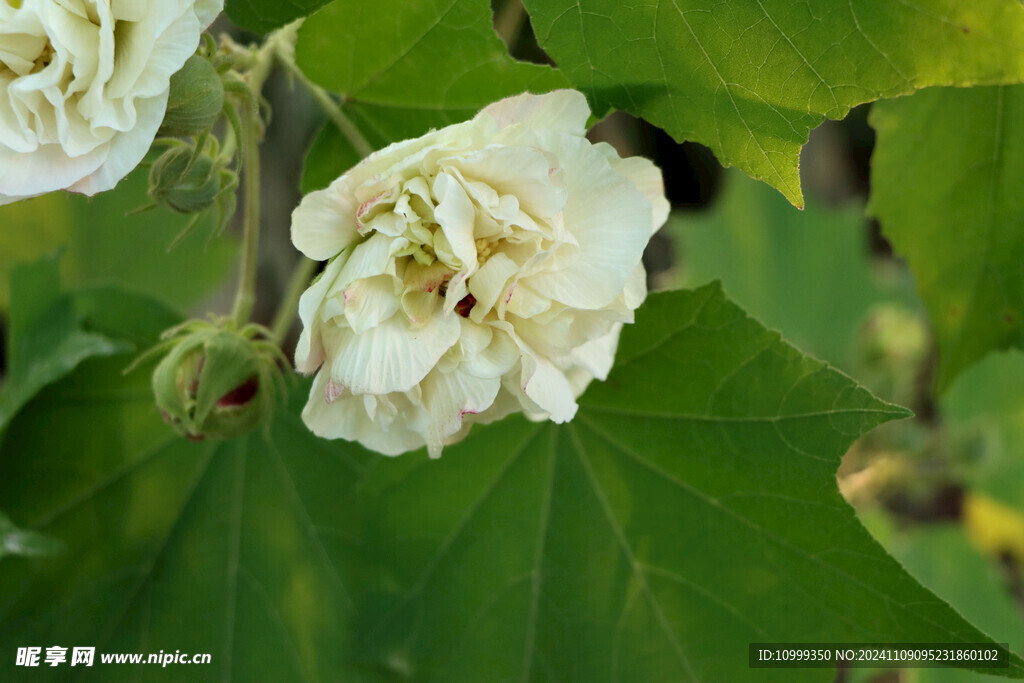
[0,0,222,204]
[292,90,669,457]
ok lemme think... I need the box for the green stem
[229,42,275,327]
[230,99,261,327]
[274,39,374,159]
[270,257,319,343]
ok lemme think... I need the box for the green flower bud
[148,145,224,214]
[151,322,284,441]
[159,54,225,138]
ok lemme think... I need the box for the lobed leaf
[2,285,1019,681]
[297,0,568,189]
[522,0,1024,206]
[224,0,333,35]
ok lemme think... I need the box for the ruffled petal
[594,142,671,234]
[328,310,460,395]
[421,368,501,458]
[524,134,652,310]
[342,274,401,334]
[467,251,518,322]
[292,179,364,261]
[303,371,426,455]
[69,91,167,196]
[478,89,591,137]
[445,144,567,220]
[294,255,345,373]
[517,344,578,423]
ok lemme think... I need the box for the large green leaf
[870,84,1024,392]
[350,286,1018,681]
[224,0,332,34]
[667,170,914,372]
[0,256,127,433]
[858,516,1024,683]
[3,285,1019,681]
[0,287,373,681]
[0,168,237,312]
[522,0,1024,206]
[296,0,569,191]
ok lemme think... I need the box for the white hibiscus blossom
[292,90,669,457]
[0,0,223,204]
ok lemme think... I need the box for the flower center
[33,43,54,71]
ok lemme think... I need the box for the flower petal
[327,309,460,395]
[478,89,591,137]
[69,92,168,196]
[594,142,670,234]
[294,255,345,373]
[445,144,567,220]
[517,343,578,422]
[467,251,518,322]
[421,368,501,458]
[342,274,401,334]
[303,371,426,456]
[525,135,652,310]
[292,179,364,261]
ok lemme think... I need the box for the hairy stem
[273,31,375,159]
[229,42,275,327]
[230,99,261,327]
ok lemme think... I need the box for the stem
[270,257,319,343]
[273,37,375,159]
[228,40,276,327]
[230,98,262,327]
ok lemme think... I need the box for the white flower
[292,90,669,457]
[0,0,223,205]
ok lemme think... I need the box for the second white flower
[292,89,669,457]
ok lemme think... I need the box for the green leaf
[224,0,332,35]
[350,286,1018,681]
[3,286,1018,681]
[0,511,64,561]
[0,256,128,432]
[296,0,569,190]
[522,0,1024,206]
[859,516,1024,683]
[870,84,1024,392]
[0,168,237,312]
[0,287,374,681]
[667,170,914,372]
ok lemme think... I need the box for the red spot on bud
[455,294,477,318]
[218,376,259,408]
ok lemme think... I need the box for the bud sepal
[141,318,290,441]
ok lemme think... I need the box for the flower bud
[152,323,280,441]
[148,145,225,215]
[158,54,225,138]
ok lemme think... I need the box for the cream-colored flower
[0,0,223,204]
[292,90,669,457]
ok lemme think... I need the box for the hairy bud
[148,144,231,215]
[159,54,225,138]
[150,321,288,441]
